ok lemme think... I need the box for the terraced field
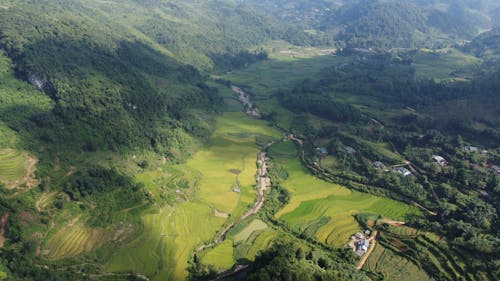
[202,219,277,270]
[364,244,430,281]
[106,113,281,280]
[233,219,268,243]
[277,160,420,246]
[44,223,107,259]
[0,149,28,186]
[275,160,351,218]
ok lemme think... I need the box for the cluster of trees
[246,242,367,281]
[210,50,269,72]
[278,85,362,123]
[64,167,139,199]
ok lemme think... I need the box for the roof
[317,147,328,155]
[355,232,364,239]
[344,146,356,154]
[373,161,385,168]
[432,155,446,162]
[397,167,412,176]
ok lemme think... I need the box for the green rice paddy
[276,158,419,246]
[44,223,107,259]
[233,219,268,243]
[105,112,281,280]
[0,149,29,184]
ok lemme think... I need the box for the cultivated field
[44,222,107,259]
[276,157,419,246]
[0,149,28,184]
[364,244,430,281]
[106,112,281,280]
[412,48,481,81]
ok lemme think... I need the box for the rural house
[397,167,412,177]
[432,155,447,166]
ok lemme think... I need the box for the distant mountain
[243,0,500,49]
[465,28,500,61]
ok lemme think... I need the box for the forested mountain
[244,0,500,48]
[465,28,500,61]
[0,0,315,157]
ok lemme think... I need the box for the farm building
[355,239,370,256]
[397,167,412,177]
[432,155,447,166]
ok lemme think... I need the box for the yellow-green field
[233,219,268,243]
[105,112,281,280]
[277,159,419,246]
[202,218,277,270]
[44,223,107,259]
[201,240,234,270]
[0,149,29,186]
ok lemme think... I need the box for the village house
[348,231,373,256]
[356,238,370,256]
[432,155,447,166]
[397,167,412,177]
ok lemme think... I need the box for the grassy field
[223,54,345,99]
[412,48,481,81]
[364,244,430,281]
[105,112,281,280]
